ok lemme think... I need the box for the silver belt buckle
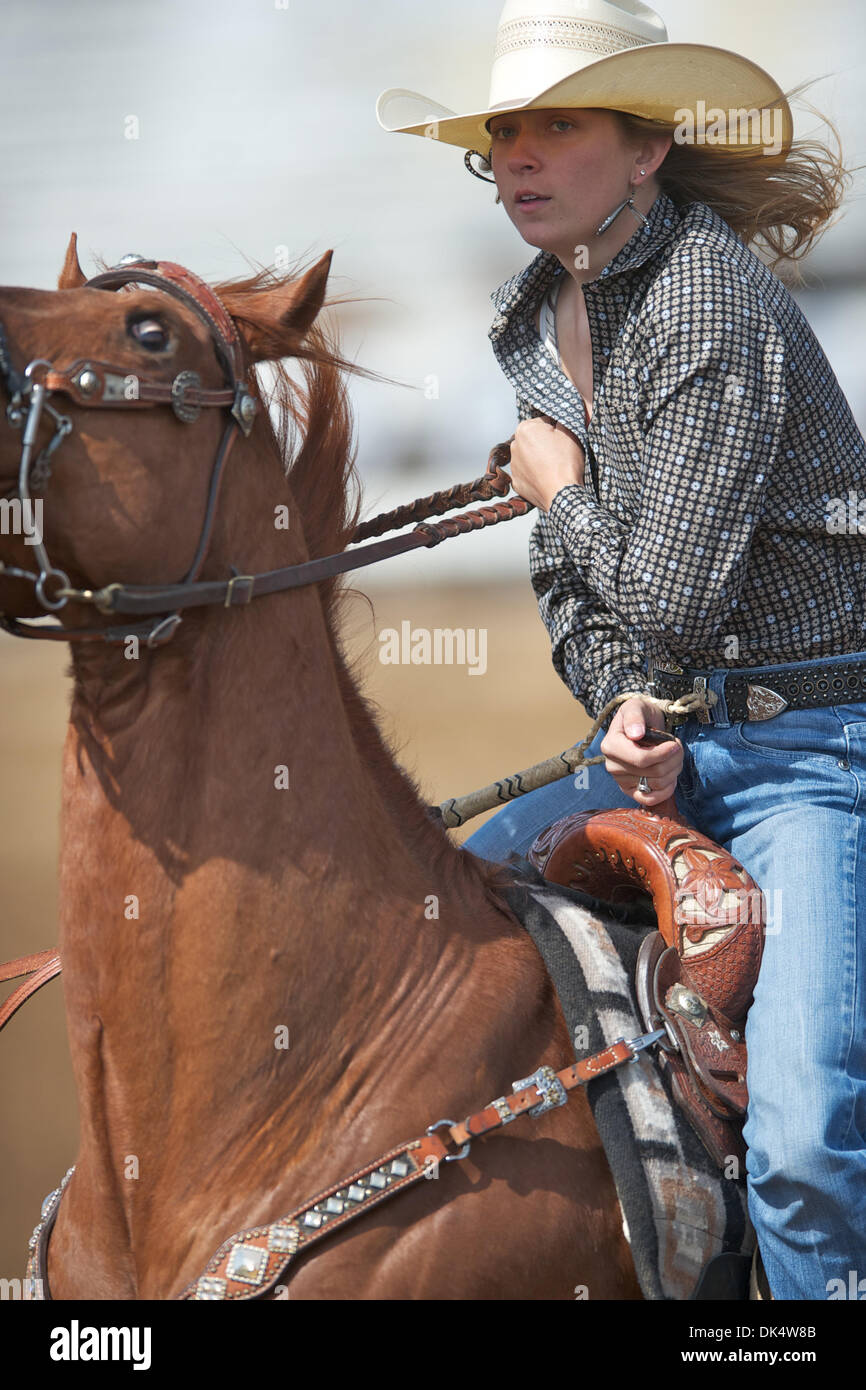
[648,661,687,728]
[692,676,712,724]
[745,684,789,720]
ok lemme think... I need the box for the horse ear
[221,250,333,363]
[58,233,87,290]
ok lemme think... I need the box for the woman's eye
[491,125,514,140]
[551,119,573,131]
[129,318,169,351]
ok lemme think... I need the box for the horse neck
[57,417,519,1242]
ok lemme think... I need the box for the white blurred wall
[1,0,863,582]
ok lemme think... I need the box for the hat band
[493,15,656,61]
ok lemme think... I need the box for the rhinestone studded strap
[178,1038,644,1301]
[24,1164,75,1299]
[26,1034,656,1300]
[178,1134,451,1300]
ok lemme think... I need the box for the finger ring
[637,776,651,794]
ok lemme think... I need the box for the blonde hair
[613,89,852,273]
[481,89,853,274]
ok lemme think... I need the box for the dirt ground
[0,578,595,1278]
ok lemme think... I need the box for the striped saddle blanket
[499,853,755,1301]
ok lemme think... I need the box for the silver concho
[666,983,709,1027]
[171,369,202,423]
[745,684,789,721]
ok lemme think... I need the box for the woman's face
[488,107,646,258]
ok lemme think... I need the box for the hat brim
[376,42,793,153]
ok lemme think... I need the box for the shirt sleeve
[530,506,652,727]
[516,391,651,726]
[543,254,787,651]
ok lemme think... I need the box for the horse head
[0,234,335,639]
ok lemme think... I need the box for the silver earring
[464,149,496,184]
[595,192,649,237]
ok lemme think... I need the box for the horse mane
[214,260,521,919]
[214,259,393,634]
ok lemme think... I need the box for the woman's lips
[515,196,551,212]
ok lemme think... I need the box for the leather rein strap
[0,950,61,1034]
[26,1031,663,1300]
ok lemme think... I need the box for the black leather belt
[648,654,866,726]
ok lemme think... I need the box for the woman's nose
[506,133,542,171]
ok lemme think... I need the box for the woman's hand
[508,416,585,511]
[599,696,684,807]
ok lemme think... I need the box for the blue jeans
[462,652,866,1300]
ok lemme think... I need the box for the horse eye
[129,317,170,351]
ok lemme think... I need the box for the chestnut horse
[0,238,642,1300]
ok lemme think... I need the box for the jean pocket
[730,708,836,760]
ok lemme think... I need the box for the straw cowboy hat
[376,0,793,153]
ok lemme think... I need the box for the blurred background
[1,0,864,1278]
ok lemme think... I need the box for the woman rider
[377,1,866,1300]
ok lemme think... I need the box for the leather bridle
[0,254,528,649]
[0,256,264,647]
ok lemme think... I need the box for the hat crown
[375,0,792,158]
[488,0,667,110]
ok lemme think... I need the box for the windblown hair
[482,86,852,273]
[215,264,399,624]
[613,87,852,272]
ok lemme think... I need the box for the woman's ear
[219,250,333,364]
[634,132,673,181]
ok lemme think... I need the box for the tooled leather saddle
[527,793,764,1173]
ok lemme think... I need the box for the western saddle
[527,791,764,1173]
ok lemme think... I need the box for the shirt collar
[489,191,682,339]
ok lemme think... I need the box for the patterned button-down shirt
[488,192,866,726]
